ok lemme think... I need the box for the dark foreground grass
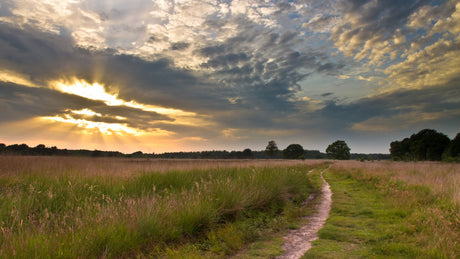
[303,165,460,258]
[0,161,323,258]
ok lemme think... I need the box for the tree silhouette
[409,129,450,161]
[443,132,460,160]
[283,144,304,159]
[390,129,451,161]
[242,148,253,159]
[265,140,279,158]
[390,138,411,161]
[326,140,350,160]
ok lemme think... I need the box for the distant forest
[0,142,390,160]
[4,128,457,161]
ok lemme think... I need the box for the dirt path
[276,167,332,259]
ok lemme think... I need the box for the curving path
[277,167,332,259]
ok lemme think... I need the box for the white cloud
[383,1,460,91]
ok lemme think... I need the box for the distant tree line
[152,146,327,160]
[390,129,460,162]
[0,141,329,159]
[0,140,392,160]
[0,143,132,158]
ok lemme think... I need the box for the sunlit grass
[0,156,324,257]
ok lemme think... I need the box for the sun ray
[70,108,102,117]
[40,115,171,137]
[51,78,196,116]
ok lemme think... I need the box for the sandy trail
[277,167,332,259]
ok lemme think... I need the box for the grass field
[304,161,460,258]
[1,156,459,258]
[0,156,326,258]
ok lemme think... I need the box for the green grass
[303,165,460,258]
[0,161,324,258]
[230,165,328,258]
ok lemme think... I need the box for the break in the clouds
[0,0,459,153]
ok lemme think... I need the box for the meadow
[0,156,326,258]
[1,156,459,258]
[304,160,460,258]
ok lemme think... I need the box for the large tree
[283,144,304,159]
[326,140,351,160]
[409,129,450,161]
[390,129,451,161]
[265,140,279,158]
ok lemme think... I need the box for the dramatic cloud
[0,0,459,153]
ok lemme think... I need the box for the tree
[283,144,304,159]
[389,129,451,161]
[6,144,30,155]
[242,148,253,159]
[33,144,46,155]
[443,132,460,160]
[326,140,350,160]
[265,140,279,158]
[390,138,411,161]
[130,151,144,158]
[450,133,460,157]
[409,129,450,161]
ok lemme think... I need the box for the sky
[0,0,459,154]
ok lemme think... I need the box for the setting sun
[53,79,123,106]
[1,0,458,154]
[40,114,172,137]
[52,78,196,116]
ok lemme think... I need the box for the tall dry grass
[0,156,325,257]
[0,156,326,177]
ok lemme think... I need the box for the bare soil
[277,168,332,259]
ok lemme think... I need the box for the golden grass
[0,156,326,257]
[0,156,327,178]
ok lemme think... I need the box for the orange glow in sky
[52,78,195,116]
[41,115,146,136]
